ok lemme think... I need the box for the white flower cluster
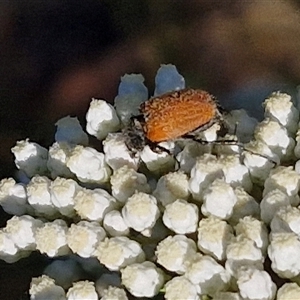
[2,64,300,299]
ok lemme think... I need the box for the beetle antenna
[184,134,277,165]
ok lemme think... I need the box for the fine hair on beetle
[123,88,276,166]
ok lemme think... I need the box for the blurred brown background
[1,0,300,298]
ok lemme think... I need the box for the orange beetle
[141,89,222,142]
[124,88,224,156]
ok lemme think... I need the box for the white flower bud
[0,177,29,215]
[153,171,190,207]
[237,267,276,300]
[213,134,241,156]
[66,281,98,300]
[74,188,117,222]
[219,155,252,192]
[103,133,139,170]
[121,261,165,298]
[0,229,26,263]
[154,64,185,96]
[156,235,197,274]
[96,236,145,271]
[5,215,43,251]
[55,116,88,145]
[198,122,221,142]
[100,286,128,300]
[140,142,176,174]
[197,216,233,261]
[47,142,74,178]
[263,166,300,199]
[27,176,58,218]
[229,187,260,226]
[260,189,292,224]
[11,139,48,177]
[243,140,279,184]
[50,177,80,217]
[35,219,70,257]
[202,179,237,220]
[235,216,269,255]
[110,165,150,203]
[103,210,130,237]
[163,199,198,234]
[67,145,111,183]
[67,221,106,257]
[189,154,223,201]
[271,205,300,236]
[185,255,231,297]
[164,276,199,300]
[263,92,299,134]
[122,192,160,236]
[268,232,300,278]
[29,275,66,300]
[86,99,120,140]
[176,141,205,173]
[114,74,148,124]
[225,236,264,278]
[254,118,295,161]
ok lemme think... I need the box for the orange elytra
[141,89,222,142]
[123,88,223,157]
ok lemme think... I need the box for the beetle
[141,89,223,142]
[123,88,227,156]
